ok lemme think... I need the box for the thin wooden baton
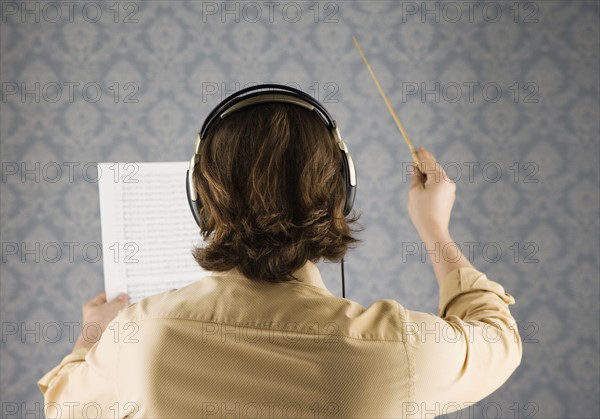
[352,36,425,177]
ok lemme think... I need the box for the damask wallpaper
[1,1,598,418]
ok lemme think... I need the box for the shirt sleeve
[404,267,522,416]
[37,316,132,419]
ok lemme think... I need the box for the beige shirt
[38,262,522,418]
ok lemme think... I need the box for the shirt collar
[212,260,331,293]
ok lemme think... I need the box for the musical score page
[98,162,209,304]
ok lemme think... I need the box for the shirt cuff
[37,347,90,394]
[438,267,515,317]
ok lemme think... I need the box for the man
[38,95,522,418]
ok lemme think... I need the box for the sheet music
[98,162,210,304]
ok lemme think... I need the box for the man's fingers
[418,147,450,185]
[85,292,127,309]
[415,148,435,186]
[417,148,435,171]
[111,293,129,307]
[409,164,426,189]
[87,292,107,306]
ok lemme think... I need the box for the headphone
[186,83,357,229]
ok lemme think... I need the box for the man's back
[39,261,521,418]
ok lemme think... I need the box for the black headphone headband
[186,83,356,228]
[199,84,336,139]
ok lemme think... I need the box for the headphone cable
[341,258,346,298]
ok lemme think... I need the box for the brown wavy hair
[192,102,361,282]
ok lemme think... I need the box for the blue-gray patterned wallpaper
[1,1,599,418]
